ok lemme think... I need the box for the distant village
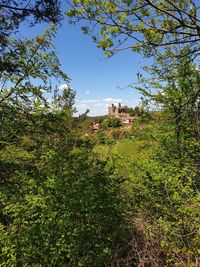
[108,103,134,124]
[91,103,135,132]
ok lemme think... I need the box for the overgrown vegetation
[101,117,122,129]
[0,1,200,266]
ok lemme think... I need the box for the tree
[0,87,128,266]
[0,17,129,264]
[66,0,200,58]
[0,25,71,188]
[136,47,200,150]
[111,54,200,264]
[0,25,69,107]
[101,117,122,129]
[0,0,62,49]
[0,0,63,79]
[129,51,200,265]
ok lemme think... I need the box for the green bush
[101,118,122,129]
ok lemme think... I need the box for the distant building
[108,103,134,124]
[92,121,100,131]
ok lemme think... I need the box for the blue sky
[19,7,150,116]
[7,1,200,116]
[54,22,147,116]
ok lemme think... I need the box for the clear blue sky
[20,5,150,116]
[54,22,148,116]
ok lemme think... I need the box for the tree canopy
[0,0,62,49]
[0,26,69,108]
[66,0,200,58]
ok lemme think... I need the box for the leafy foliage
[0,0,62,49]
[0,26,69,109]
[101,117,122,129]
[66,0,200,58]
[0,86,130,266]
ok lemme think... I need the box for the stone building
[108,103,134,124]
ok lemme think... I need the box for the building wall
[108,103,134,123]
[108,104,119,117]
